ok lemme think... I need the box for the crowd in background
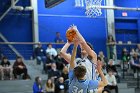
[0,56,30,80]
[0,33,140,93]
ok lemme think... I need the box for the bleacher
[0,60,139,93]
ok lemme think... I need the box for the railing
[0,42,65,60]
[107,43,140,59]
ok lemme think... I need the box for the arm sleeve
[33,83,43,93]
[89,80,99,89]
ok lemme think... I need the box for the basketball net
[75,0,102,17]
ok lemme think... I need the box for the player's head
[80,42,94,56]
[74,65,87,80]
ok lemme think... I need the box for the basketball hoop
[75,0,102,17]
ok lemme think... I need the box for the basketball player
[68,40,107,93]
[60,25,97,80]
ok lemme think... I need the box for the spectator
[136,44,140,57]
[44,54,55,74]
[46,43,57,57]
[54,32,64,43]
[61,66,68,81]
[48,63,60,82]
[45,79,55,93]
[105,70,118,93]
[13,56,28,79]
[55,77,66,93]
[106,59,120,83]
[97,57,107,75]
[33,76,44,93]
[98,51,108,68]
[107,35,115,59]
[1,57,12,80]
[33,43,46,65]
[106,59,117,73]
[55,54,66,71]
[130,48,136,57]
[130,53,140,73]
[122,48,130,69]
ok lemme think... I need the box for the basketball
[66,28,77,42]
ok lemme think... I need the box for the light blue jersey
[69,69,99,93]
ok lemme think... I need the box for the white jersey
[76,58,97,80]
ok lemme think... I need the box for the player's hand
[69,24,79,32]
[73,36,79,46]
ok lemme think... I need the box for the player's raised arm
[97,61,108,87]
[72,26,97,64]
[60,41,71,63]
[69,43,78,69]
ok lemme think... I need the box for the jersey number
[72,86,83,93]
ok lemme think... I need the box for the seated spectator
[48,63,60,82]
[1,57,12,80]
[45,79,55,93]
[98,51,108,66]
[33,76,44,93]
[130,53,140,73]
[33,43,46,65]
[106,59,117,73]
[44,54,55,74]
[55,77,66,93]
[55,54,67,71]
[136,44,140,57]
[46,43,57,57]
[54,32,64,43]
[13,56,28,79]
[121,48,130,69]
[61,66,68,81]
[105,70,118,93]
[97,57,107,75]
[106,59,120,83]
[130,48,136,57]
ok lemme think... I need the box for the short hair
[97,57,101,61]
[2,56,7,60]
[108,69,113,73]
[16,56,22,59]
[35,76,40,82]
[48,43,52,45]
[74,65,86,79]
